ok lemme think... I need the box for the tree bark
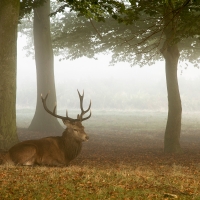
[0,0,19,150]
[28,0,63,132]
[161,2,182,153]
[162,45,182,153]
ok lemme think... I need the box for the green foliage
[52,0,128,22]
[50,0,200,66]
[19,0,200,66]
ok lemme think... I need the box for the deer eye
[73,129,78,132]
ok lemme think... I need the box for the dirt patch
[16,128,200,169]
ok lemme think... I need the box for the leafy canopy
[20,0,200,66]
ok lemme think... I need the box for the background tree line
[16,67,200,111]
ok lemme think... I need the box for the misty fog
[17,37,200,117]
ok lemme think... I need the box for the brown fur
[2,120,88,167]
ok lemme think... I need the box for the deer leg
[9,144,37,166]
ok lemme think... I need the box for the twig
[89,18,103,40]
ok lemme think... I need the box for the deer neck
[61,128,82,161]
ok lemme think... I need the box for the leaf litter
[0,127,200,199]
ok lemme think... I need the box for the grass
[1,110,200,199]
[0,164,199,199]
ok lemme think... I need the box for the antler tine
[53,102,57,114]
[77,89,92,121]
[77,89,84,112]
[82,110,92,121]
[85,100,91,112]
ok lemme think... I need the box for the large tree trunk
[162,45,182,153]
[28,0,63,132]
[0,0,19,150]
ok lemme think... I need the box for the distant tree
[28,0,63,132]
[0,0,20,149]
[18,0,125,131]
[51,0,200,153]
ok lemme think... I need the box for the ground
[17,126,200,168]
[1,112,200,199]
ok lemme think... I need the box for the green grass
[0,165,200,200]
[0,164,200,199]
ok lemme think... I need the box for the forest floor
[1,112,200,199]
[17,127,200,169]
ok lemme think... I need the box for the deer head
[41,90,91,142]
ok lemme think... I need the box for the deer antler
[77,90,92,121]
[41,90,91,122]
[41,93,77,122]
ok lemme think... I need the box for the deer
[2,90,91,167]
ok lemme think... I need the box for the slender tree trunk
[161,2,182,153]
[162,45,182,153]
[28,0,63,132]
[0,0,19,150]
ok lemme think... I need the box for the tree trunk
[162,45,182,153]
[161,3,182,153]
[28,0,63,132]
[0,0,19,150]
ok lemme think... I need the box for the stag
[3,90,91,166]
